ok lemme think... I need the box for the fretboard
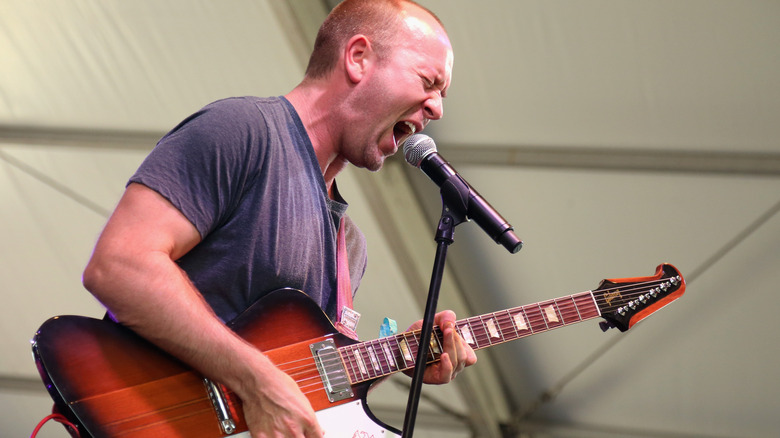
[339,291,601,384]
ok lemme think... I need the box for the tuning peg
[599,321,616,332]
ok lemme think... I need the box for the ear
[344,34,372,84]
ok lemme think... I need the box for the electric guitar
[32,263,684,438]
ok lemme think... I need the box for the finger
[304,425,325,438]
[300,410,324,438]
[435,310,457,327]
[452,337,467,375]
[434,351,454,384]
[442,321,463,376]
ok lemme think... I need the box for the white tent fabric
[2,1,779,437]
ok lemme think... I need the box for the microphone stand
[401,180,469,438]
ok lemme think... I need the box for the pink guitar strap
[334,217,360,340]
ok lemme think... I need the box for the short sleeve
[129,98,266,237]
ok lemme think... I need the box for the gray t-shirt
[129,96,366,323]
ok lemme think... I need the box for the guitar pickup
[310,339,353,402]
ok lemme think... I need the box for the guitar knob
[599,321,616,332]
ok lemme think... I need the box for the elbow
[82,256,110,302]
[82,254,134,324]
[82,259,100,295]
[82,249,126,307]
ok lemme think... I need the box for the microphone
[403,134,523,254]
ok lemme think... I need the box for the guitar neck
[340,291,601,384]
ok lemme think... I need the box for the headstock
[593,264,685,332]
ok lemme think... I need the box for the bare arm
[83,183,323,437]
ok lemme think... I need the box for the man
[82,0,476,436]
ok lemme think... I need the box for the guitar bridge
[310,339,353,402]
[203,378,237,435]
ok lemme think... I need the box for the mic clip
[436,175,469,244]
[435,175,471,242]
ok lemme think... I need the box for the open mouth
[393,121,417,146]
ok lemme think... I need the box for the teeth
[405,121,416,135]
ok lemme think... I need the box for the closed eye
[426,77,448,98]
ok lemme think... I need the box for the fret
[366,344,381,373]
[351,346,368,378]
[462,318,483,349]
[496,309,518,341]
[391,335,409,369]
[457,321,476,347]
[556,295,581,325]
[429,332,443,360]
[406,332,420,362]
[464,318,483,349]
[484,314,504,344]
[375,339,393,374]
[359,344,378,379]
[398,333,415,367]
[524,304,546,333]
[573,291,600,319]
[368,340,387,374]
[366,344,380,377]
[344,345,357,379]
[477,315,492,345]
[340,345,358,382]
[410,330,436,363]
[539,300,564,330]
[511,308,531,336]
[469,316,488,349]
[377,338,397,372]
[420,330,437,362]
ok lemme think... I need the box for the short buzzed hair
[304,0,442,79]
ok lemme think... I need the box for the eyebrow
[436,78,449,98]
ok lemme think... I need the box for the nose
[423,92,444,120]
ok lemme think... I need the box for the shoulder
[160,97,288,148]
[202,96,291,120]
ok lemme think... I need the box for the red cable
[30,413,81,438]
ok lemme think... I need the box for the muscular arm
[82,183,323,437]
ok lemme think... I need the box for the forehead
[397,9,454,78]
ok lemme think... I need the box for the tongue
[393,122,409,146]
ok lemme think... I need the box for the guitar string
[98,379,330,433]
[179,277,686,423]
[455,278,680,348]
[103,278,676,433]
[370,278,666,365]
[320,277,682,383]
[67,278,684,432]
[305,279,677,387]
[265,277,683,389]
[291,283,668,390]
[341,277,673,361]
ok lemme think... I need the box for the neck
[285,82,348,196]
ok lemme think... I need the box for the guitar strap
[334,217,360,340]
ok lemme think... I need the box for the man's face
[345,7,453,171]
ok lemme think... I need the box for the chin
[359,146,391,172]
[363,159,385,172]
